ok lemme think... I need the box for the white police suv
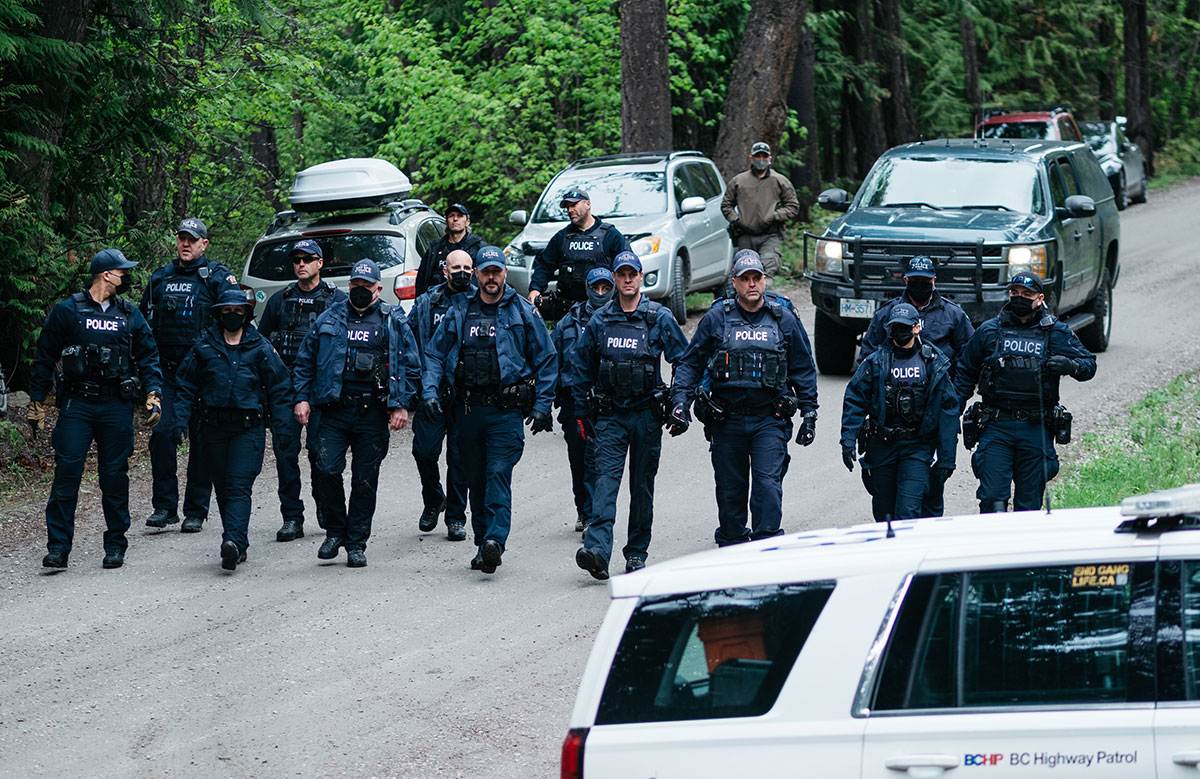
[563,485,1200,778]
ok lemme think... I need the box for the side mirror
[508,209,528,226]
[1058,194,1096,219]
[679,196,706,215]
[818,188,852,212]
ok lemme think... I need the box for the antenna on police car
[885,515,895,538]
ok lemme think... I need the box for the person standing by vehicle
[173,290,293,571]
[140,218,240,534]
[28,249,162,569]
[527,189,631,309]
[292,259,420,568]
[422,247,558,574]
[415,203,484,296]
[410,249,475,541]
[954,273,1096,513]
[671,251,818,546]
[552,267,614,533]
[720,142,801,283]
[571,253,688,579]
[257,239,347,542]
[840,303,959,522]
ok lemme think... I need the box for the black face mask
[889,325,915,344]
[349,286,374,310]
[448,271,472,292]
[906,279,933,304]
[109,272,131,295]
[1006,296,1035,318]
[219,311,245,333]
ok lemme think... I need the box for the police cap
[586,267,614,287]
[349,258,381,282]
[177,217,208,239]
[211,288,252,311]
[446,203,470,218]
[90,248,138,275]
[289,239,323,259]
[559,189,590,205]
[613,251,642,273]
[1008,273,1044,293]
[751,141,771,156]
[732,251,766,277]
[475,246,505,271]
[887,302,920,326]
[905,255,936,278]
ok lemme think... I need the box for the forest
[3,0,1199,385]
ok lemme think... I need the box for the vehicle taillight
[561,727,588,779]
[394,270,418,300]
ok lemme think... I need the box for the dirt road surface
[2,181,1198,778]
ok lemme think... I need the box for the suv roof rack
[568,150,704,167]
[1114,483,1200,534]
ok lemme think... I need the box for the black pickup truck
[804,139,1120,373]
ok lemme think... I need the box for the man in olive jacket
[721,141,801,284]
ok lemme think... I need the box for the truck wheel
[1131,174,1148,204]
[1077,269,1112,353]
[667,255,688,324]
[814,310,858,375]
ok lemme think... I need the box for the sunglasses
[292,256,319,265]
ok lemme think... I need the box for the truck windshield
[532,170,666,223]
[859,158,1045,214]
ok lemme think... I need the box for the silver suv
[503,151,734,323]
[240,158,444,316]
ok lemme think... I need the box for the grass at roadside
[1052,372,1200,507]
[1150,137,1200,191]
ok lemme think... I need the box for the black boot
[446,520,466,541]
[318,535,343,560]
[146,509,179,528]
[180,515,205,533]
[220,540,240,571]
[42,551,68,569]
[276,520,304,542]
[102,549,125,569]
[418,501,446,532]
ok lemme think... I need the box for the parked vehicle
[804,139,1120,374]
[1080,119,1149,211]
[503,151,734,324]
[975,105,1083,142]
[240,158,443,316]
[564,483,1200,779]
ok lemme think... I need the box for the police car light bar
[1115,483,1200,533]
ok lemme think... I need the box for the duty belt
[989,407,1043,422]
[68,381,122,400]
[201,407,263,427]
[725,402,776,418]
[329,392,386,411]
[461,387,522,410]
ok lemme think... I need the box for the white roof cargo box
[288,158,412,213]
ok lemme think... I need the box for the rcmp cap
[586,267,614,287]
[90,248,138,275]
[211,288,252,311]
[177,217,208,239]
[475,245,505,271]
[732,251,766,277]
[559,189,590,204]
[1008,272,1044,293]
[905,255,936,278]
[887,302,921,326]
[612,251,642,273]
[349,258,381,282]
[289,239,323,258]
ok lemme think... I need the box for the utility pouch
[1053,404,1073,445]
[352,351,376,373]
[773,394,799,420]
[962,401,989,450]
[650,387,669,423]
[60,345,86,380]
[693,391,725,426]
[118,377,141,402]
[858,419,877,454]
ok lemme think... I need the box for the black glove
[795,411,817,446]
[667,404,690,437]
[529,410,553,434]
[421,397,443,422]
[1046,355,1077,376]
[170,427,187,446]
[934,466,955,485]
[842,444,856,472]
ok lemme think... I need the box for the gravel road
[2,181,1199,778]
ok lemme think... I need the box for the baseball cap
[887,302,920,326]
[289,239,323,258]
[586,267,614,287]
[90,248,138,275]
[349,259,381,283]
[905,255,936,278]
[475,245,505,271]
[559,189,590,205]
[751,141,771,156]
[210,288,252,311]
[1008,273,1044,293]
[446,203,470,218]
[612,251,642,273]
[177,218,207,239]
[732,252,766,277]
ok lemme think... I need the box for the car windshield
[1079,122,1116,155]
[532,170,666,223]
[979,121,1051,140]
[859,157,1045,214]
[247,233,406,282]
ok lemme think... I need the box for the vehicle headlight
[504,244,525,267]
[631,235,661,256]
[1005,244,1048,279]
[815,239,844,274]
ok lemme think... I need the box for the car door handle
[1172,750,1200,767]
[1073,232,1082,240]
[885,754,960,774]
[1087,224,1096,234]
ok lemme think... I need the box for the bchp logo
[964,754,1004,766]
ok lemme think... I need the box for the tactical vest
[61,293,135,386]
[596,307,659,399]
[883,345,932,429]
[153,261,217,360]
[980,325,1050,407]
[273,281,337,365]
[342,307,388,393]
[558,222,615,301]
[457,302,501,389]
[427,289,454,337]
[709,301,788,391]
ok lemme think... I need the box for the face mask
[219,311,245,333]
[349,286,374,310]
[587,285,613,309]
[889,325,914,344]
[751,159,770,172]
[448,271,472,292]
[1006,296,1035,317]
[906,279,933,304]
[109,272,131,294]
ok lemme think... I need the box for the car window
[415,219,444,259]
[979,121,1051,140]
[673,164,698,204]
[247,233,407,282]
[1080,122,1115,155]
[1048,160,1068,207]
[1056,158,1081,197]
[532,169,667,223]
[859,157,1045,214]
[1181,561,1200,699]
[697,163,723,199]
[874,565,1142,711]
[595,582,834,725]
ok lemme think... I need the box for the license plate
[839,298,876,319]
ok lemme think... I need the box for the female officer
[174,289,293,570]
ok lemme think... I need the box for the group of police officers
[28,182,1096,577]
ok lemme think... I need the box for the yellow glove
[27,400,50,440]
[142,391,163,428]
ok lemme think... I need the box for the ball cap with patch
[905,255,936,278]
[612,251,642,273]
[559,189,590,205]
[751,141,771,156]
[732,251,766,277]
[887,302,921,327]
[90,248,138,275]
[1008,272,1044,293]
[349,258,381,283]
[475,245,505,271]
[177,218,208,239]
[586,267,614,287]
[289,239,323,258]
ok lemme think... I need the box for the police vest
[343,307,389,393]
[457,303,501,389]
[709,301,788,392]
[596,306,660,399]
[154,261,219,358]
[61,293,135,385]
[427,288,455,337]
[273,281,337,366]
[558,222,615,301]
[981,325,1050,407]
[883,345,933,429]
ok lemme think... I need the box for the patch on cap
[612,251,642,273]
[476,245,505,270]
[177,218,208,239]
[905,255,936,278]
[586,267,614,287]
[732,252,766,277]
[289,239,323,258]
[349,259,381,282]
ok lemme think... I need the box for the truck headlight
[503,244,525,267]
[815,239,844,274]
[631,235,661,256]
[1005,245,1048,279]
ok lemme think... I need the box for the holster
[588,387,615,418]
[693,391,726,426]
[1052,404,1073,444]
[773,394,799,421]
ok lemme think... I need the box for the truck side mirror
[1058,194,1096,219]
[818,188,852,212]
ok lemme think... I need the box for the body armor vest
[883,346,931,429]
[61,293,134,385]
[596,308,658,399]
[981,325,1050,407]
[558,222,614,301]
[342,308,388,393]
[274,281,337,366]
[154,261,216,360]
[457,303,501,389]
[709,301,787,391]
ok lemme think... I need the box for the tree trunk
[249,121,284,211]
[1097,18,1117,120]
[1123,0,1154,175]
[713,0,806,180]
[875,0,916,145]
[959,11,981,117]
[786,4,819,209]
[847,0,886,177]
[619,0,672,152]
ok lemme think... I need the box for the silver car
[1079,119,1148,211]
[503,151,734,323]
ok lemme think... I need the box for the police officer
[293,259,419,568]
[410,249,475,540]
[954,273,1096,513]
[840,303,960,522]
[422,246,557,574]
[552,267,614,533]
[527,189,631,309]
[140,218,240,533]
[28,249,162,569]
[173,290,293,571]
[571,253,688,579]
[415,203,485,296]
[257,239,348,542]
[671,251,819,546]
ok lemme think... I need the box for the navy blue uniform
[293,300,420,553]
[423,286,557,553]
[954,307,1096,512]
[31,292,161,558]
[415,232,483,296]
[175,325,293,555]
[552,299,603,527]
[529,221,631,303]
[841,341,959,521]
[673,298,818,545]
[571,297,688,567]
[257,280,347,529]
[409,281,474,525]
[139,256,241,522]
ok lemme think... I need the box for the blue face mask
[587,285,613,309]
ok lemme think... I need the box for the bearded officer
[257,239,347,542]
[29,249,162,569]
[840,303,959,522]
[954,273,1096,512]
[527,189,630,310]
